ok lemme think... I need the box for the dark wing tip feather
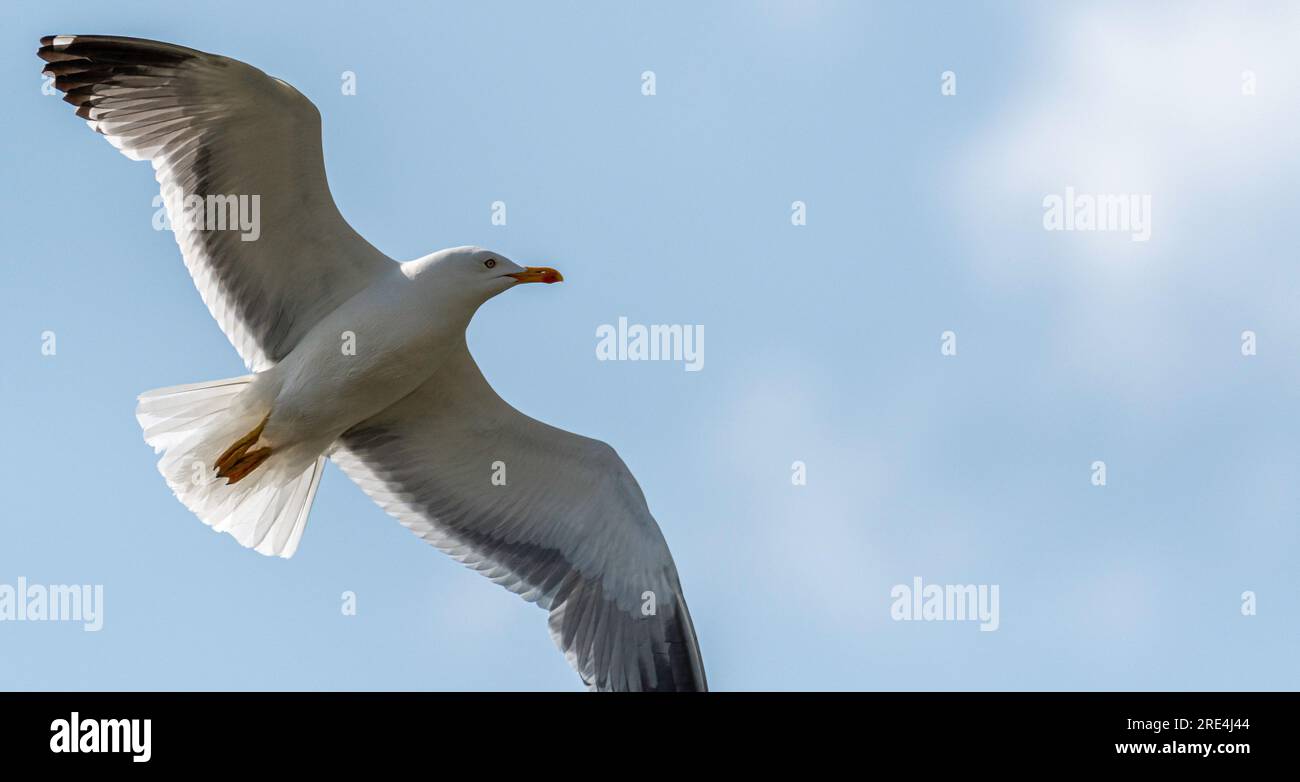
[38,35,204,121]
[60,86,97,107]
[38,36,199,90]
[40,60,91,76]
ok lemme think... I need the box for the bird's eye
[484,259,497,269]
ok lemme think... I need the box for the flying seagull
[38,34,707,692]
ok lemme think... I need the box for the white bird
[39,34,707,692]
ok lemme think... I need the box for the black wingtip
[38,35,76,63]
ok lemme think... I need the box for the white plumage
[40,34,706,692]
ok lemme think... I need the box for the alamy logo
[1042,186,1151,242]
[595,316,704,372]
[50,712,151,762]
[152,185,262,241]
[890,576,1000,632]
[0,577,103,632]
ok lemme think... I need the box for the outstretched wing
[38,35,392,370]
[332,342,708,692]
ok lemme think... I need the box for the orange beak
[507,266,564,284]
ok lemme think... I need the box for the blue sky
[2,0,1298,690]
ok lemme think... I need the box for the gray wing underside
[39,34,392,370]
[332,343,707,692]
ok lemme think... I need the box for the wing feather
[39,35,392,370]
[331,343,707,692]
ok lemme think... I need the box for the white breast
[261,270,466,449]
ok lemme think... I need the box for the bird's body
[255,252,481,464]
[40,34,706,691]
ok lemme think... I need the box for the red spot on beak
[508,266,564,284]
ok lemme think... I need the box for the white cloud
[950,2,1300,396]
[958,2,1300,258]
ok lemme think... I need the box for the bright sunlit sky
[2,0,1298,690]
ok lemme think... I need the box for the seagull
[38,34,707,692]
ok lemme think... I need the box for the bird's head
[411,246,563,308]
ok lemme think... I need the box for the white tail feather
[136,376,324,558]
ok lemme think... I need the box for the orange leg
[214,414,272,484]
[221,447,272,485]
